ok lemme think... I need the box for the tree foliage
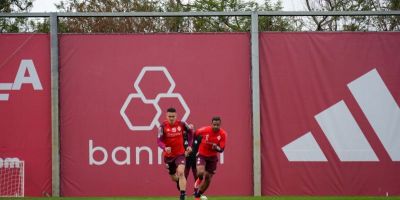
[305,0,400,31]
[0,0,34,33]
[3,0,399,33]
[48,0,299,33]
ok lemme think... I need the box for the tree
[372,0,400,31]
[54,0,164,33]
[189,0,260,32]
[188,0,302,32]
[0,0,34,33]
[259,0,304,31]
[304,0,400,31]
[40,0,299,33]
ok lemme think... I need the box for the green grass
[3,197,400,200]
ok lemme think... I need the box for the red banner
[260,33,400,195]
[59,34,252,196]
[0,34,51,196]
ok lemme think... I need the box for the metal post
[251,11,261,196]
[50,12,60,197]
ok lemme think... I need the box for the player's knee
[170,175,178,182]
[177,172,185,178]
[176,168,185,177]
[197,170,204,178]
[204,172,213,180]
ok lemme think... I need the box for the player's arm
[183,122,194,147]
[193,128,203,146]
[157,125,168,151]
[212,132,226,153]
[193,130,203,156]
[181,122,193,155]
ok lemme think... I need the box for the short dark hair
[211,116,221,122]
[167,107,176,113]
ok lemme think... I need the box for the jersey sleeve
[182,121,194,147]
[217,131,227,152]
[196,127,207,136]
[157,125,166,150]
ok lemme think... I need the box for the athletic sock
[180,190,186,200]
[194,189,203,198]
[194,178,202,189]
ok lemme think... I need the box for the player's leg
[188,157,198,195]
[199,172,213,193]
[176,164,186,190]
[177,164,186,200]
[169,174,180,192]
[194,156,206,199]
[166,159,180,191]
[184,158,190,179]
[175,155,187,200]
[198,156,218,196]
[195,156,206,186]
[170,174,179,182]
[191,157,198,180]
[194,173,211,199]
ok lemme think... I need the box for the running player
[193,116,227,200]
[157,107,193,200]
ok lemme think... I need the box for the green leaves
[0,0,34,33]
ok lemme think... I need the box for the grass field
[4,197,400,200]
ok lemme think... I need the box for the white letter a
[12,59,43,90]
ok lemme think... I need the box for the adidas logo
[282,68,400,162]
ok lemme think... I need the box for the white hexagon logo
[134,66,175,104]
[154,93,190,128]
[120,93,162,131]
[120,66,190,131]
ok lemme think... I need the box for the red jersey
[157,120,193,158]
[195,126,227,157]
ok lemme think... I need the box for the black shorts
[185,155,197,179]
[164,154,186,175]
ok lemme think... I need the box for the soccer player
[194,116,227,200]
[157,107,193,200]
[184,126,200,192]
